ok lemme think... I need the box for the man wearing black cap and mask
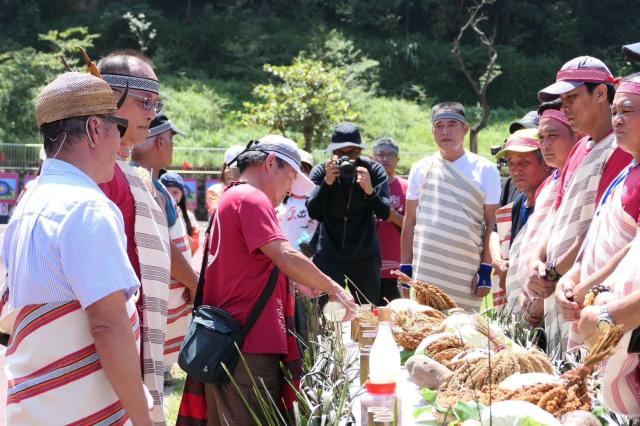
[306,122,391,305]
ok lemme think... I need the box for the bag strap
[241,266,279,336]
[193,216,215,310]
[194,207,281,337]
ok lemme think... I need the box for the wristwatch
[545,259,562,282]
[596,305,616,333]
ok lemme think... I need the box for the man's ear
[463,123,470,135]
[155,134,167,150]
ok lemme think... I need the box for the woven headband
[556,68,615,84]
[617,80,640,96]
[432,111,466,124]
[102,73,160,94]
[540,109,571,127]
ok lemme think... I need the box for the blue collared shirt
[2,159,140,309]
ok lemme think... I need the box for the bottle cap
[378,307,392,322]
[366,381,396,394]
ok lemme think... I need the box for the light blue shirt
[2,159,140,309]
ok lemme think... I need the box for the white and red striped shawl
[544,133,617,357]
[600,236,640,416]
[5,299,145,425]
[118,161,171,425]
[505,174,559,316]
[492,203,513,310]
[164,210,192,366]
[413,155,486,311]
[568,165,638,349]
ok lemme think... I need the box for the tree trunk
[469,129,479,153]
[303,126,314,152]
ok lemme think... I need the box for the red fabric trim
[540,109,571,127]
[556,68,614,84]
[618,80,640,96]
[66,401,128,426]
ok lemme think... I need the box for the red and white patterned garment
[505,173,560,314]
[5,299,146,425]
[164,209,193,366]
[568,163,640,348]
[601,234,640,416]
[492,203,513,310]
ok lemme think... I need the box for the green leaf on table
[452,400,484,421]
[591,406,608,425]
[413,405,437,423]
[419,387,438,404]
[400,349,415,365]
[520,416,546,426]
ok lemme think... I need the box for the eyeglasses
[117,90,163,113]
[373,152,398,159]
[99,115,128,138]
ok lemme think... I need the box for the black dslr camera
[336,156,357,182]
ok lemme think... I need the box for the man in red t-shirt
[372,138,408,303]
[202,135,356,424]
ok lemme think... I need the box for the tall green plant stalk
[229,297,359,425]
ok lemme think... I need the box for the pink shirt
[203,184,289,354]
[554,136,632,209]
[376,176,408,279]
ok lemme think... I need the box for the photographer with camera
[307,122,391,305]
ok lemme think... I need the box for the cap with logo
[495,128,540,160]
[256,135,316,196]
[538,56,615,102]
[147,113,186,138]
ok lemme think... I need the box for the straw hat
[35,72,118,127]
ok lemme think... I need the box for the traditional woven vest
[568,164,637,349]
[118,160,171,425]
[413,155,486,311]
[5,299,143,425]
[164,209,193,366]
[544,134,617,357]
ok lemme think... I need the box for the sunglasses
[99,115,128,138]
[117,90,164,113]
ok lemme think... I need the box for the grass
[164,365,187,425]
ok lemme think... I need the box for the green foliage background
[1,0,639,167]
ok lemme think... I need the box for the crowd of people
[2,40,640,424]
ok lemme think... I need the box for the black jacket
[306,156,391,261]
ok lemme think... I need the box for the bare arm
[387,208,404,229]
[400,199,418,264]
[259,239,357,319]
[87,291,151,426]
[481,204,498,264]
[170,240,198,294]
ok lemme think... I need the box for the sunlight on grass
[164,364,187,425]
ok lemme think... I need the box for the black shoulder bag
[178,215,280,384]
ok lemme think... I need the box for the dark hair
[235,150,287,173]
[40,116,87,156]
[537,99,562,115]
[176,193,193,236]
[97,49,154,74]
[584,82,615,104]
[432,102,465,118]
